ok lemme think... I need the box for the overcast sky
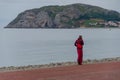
[0,0,120,27]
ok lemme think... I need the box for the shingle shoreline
[0,57,120,72]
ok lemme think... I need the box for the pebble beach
[0,57,120,72]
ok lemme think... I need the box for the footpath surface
[0,61,120,80]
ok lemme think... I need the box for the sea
[0,28,120,67]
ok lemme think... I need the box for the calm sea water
[0,28,120,67]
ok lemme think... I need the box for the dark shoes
[77,61,82,65]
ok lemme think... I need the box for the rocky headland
[5,3,120,28]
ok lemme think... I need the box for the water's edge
[1,28,120,67]
[0,57,120,72]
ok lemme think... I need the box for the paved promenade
[0,61,120,80]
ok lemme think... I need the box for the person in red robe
[74,35,84,65]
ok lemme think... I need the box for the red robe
[74,39,84,65]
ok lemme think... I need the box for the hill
[5,3,120,28]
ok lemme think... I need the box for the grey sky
[0,0,120,27]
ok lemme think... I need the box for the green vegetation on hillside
[5,3,120,28]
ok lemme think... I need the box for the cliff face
[5,3,120,28]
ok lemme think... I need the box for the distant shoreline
[0,57,120,72]
[4,27,120,29]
